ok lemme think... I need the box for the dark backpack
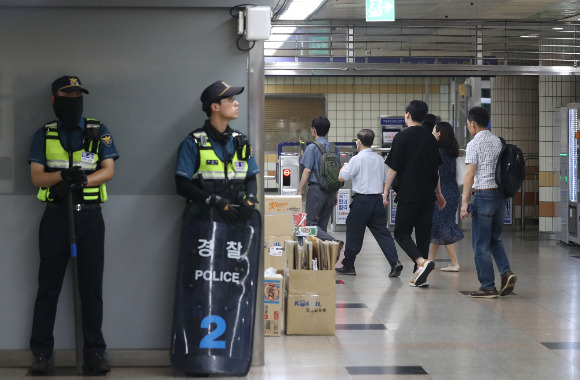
[313,141,343,193]
[495,137,525,198]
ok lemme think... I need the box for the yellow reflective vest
[37,120,108,203]
[191,131,249,199]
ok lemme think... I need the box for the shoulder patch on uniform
[101,134,112,147]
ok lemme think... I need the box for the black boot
[83,353,111,374]
[30,354,53,374]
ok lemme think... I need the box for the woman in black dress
[428,121,464,271]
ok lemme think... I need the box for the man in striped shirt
[461,107,517,299]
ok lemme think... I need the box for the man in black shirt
[384,100,445,287]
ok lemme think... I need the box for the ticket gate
[276,141,357,196]
[276,141,357,231]
[278,153,300,195]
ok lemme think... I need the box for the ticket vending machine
[380,116,405,151]
[556,107,570,243]
[563,105,580,245]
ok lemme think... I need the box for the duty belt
[46,203,101,211]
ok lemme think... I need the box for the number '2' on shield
[170,213,261,376]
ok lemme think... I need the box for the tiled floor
[4,225,580,379]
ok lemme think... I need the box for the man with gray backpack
[297,116,343,248]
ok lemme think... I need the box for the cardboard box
[264,235,293,270]
[264,214,295,237]
[265,195,302,214]
[264,276,284,336]
[285,269,336,335]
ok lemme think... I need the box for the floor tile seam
[334,287,392,331]
[475,343,579,376]
[502,299,580,326]
[452,299,540,334]
[547,350,580,370]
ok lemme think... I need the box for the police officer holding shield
[171,81,261,376]
[175,80,260,221]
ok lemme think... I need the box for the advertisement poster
[336,189,351,224]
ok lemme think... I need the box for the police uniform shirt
[175,132,260,180]
[300,136,341,183]
[340,148,386,194]
[28,118,120,165]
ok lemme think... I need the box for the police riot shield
[170,209,261,376]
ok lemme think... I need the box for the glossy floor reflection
[6,226,580,379]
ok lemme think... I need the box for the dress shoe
[389,261,403,277]
[500,271,517,296]
[30,354,53,375]
[335,266,356,275]
[469,287,498,298]
[83,353,111,374]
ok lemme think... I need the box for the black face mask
[53,95,83,130]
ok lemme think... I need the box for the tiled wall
[538,75,580,235]
[264,76,452,190]
[490,76,539,224]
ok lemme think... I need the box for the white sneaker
[410,260,435,287]
[410,281,429,287]
[440,264,460,272]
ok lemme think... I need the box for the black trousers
[342,194,398,268]
[394,200,435,263]
[30,206,106,357]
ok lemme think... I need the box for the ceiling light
[278,0,325,21]
[553,27,564,30]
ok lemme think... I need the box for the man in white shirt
[461,106,517,298]
[335,129,402,277]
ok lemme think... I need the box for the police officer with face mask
[27,76,119,375]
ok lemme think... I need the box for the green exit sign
[366,0,394,22]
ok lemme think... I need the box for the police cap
[51,75,89,95]
[200,80,244,105]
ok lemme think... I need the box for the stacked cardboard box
[263,195,302,271]
[284,236,338,336]
[263,195,302,336]
[264,276,283,336]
